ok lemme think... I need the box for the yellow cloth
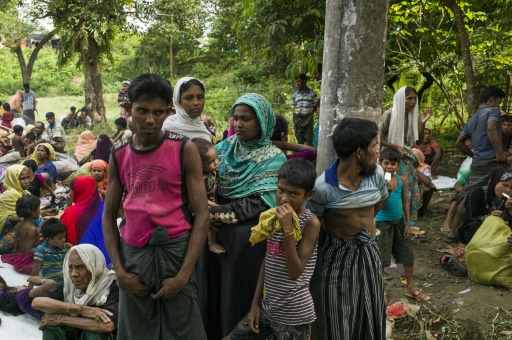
[62,162,92,186]
[0,164,30,231]
[249,208,302,245]
[30,143,56,162]
[465,216,512,290]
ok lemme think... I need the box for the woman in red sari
[59,176,110,266]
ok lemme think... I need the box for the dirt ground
[387,151,512,339]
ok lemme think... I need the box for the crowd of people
[0,73,511,340]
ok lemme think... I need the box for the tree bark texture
[81,37,107,121]
[316,0,389,172]
[441,0,478,116]
[15,30,55,84]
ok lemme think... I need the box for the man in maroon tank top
[103,74,209,339]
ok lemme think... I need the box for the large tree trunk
[15,30,55,84]
[81,37,106,121]
[316,0,389,171]
[441,0,478,115]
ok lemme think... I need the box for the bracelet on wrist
[284,231,294,238]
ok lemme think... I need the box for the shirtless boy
[306,118,389,339]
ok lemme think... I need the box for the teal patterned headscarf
[215,93,287,207]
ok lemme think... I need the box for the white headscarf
[388,86,419,147]
[162,77,212,141]
[63,244,116,308]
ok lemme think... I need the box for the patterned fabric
[230,312,311,340]
[249,208,301,245]
[205,172,217,202]
[412,140,440,165]
[215,93,287,207]
[399,148,420,226]
[46,122,66,139]
[33,241,68,283]
[22,90,36,111]
[0,164,30,230]
[261,210,317,325]
[322,231,385,340]
[460,158,505,198]
[35,161,58,184]
[209,210,238,224]
[292,88,318,116]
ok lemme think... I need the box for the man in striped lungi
[307,118,389,339]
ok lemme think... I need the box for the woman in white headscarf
[162,77,212,141]
[31,244,118,339]
[381,86,432,226]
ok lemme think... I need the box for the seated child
[229,158,321,339]
[23,159,57,201]
[0,195,41,274]
[111,117,131,143]
[192,138,223,254]
[29,218,70,285]
[11,125,27,156]
[376,148,429,302]
[25,131,37,156]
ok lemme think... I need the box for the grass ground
[35,94,121,154]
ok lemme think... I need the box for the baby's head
[379,148,401,175]
[25,131,36,144]
[192,138,218,174]
[13,125,24,136]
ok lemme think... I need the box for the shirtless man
[307,118,389,340]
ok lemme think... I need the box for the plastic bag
[465,216,512,290]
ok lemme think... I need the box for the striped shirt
[260,209,317,325]
[292,88,318,116]
[33,241,68,283]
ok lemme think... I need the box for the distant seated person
[34,121,50,145]
[412,127,442,175]
[29,244,118,339]
[270,114,316,162]
[45,112,66,152]
[89,160,108,199]
[110,117,131,143]
[94,134,113,163]
[72,131,97,165]
[0,136,13,156]
[25,131,37,156]
[501,115,512,156]
[61,106,79,130]
[30,143,58,185]
[78,107,92,128]
[1,103,14,128]
[12,125,27,156]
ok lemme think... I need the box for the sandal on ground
[405,291,430,302]
[440,226,451,233]
[444,235,459,243]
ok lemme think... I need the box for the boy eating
[229,158,320,339]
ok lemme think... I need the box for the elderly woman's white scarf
[63,244,116,308]
[388,86,419,147]
[162,77,212,141]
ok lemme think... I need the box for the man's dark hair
[379,148,401,163]
[41,218,67,239]
[26,131,36,141]
[333,118,378,159]
[114,117,127,128]
[502,115,512,124]
[179,79,205,99]
[479,86,505,103]
[70,106,76,112]
[278,158,316,193]
[296,73,308,81]
[23,159,37,171]
[271,115,289,141]
[16,195,40,218]
[45,112,55,119]
[2,103,10,111]
[23,83,29,88]
[192,137,214,157]
[128,74,173,105]
[80,107,90,114]
[13,125,23,134]
[35,121,45,128]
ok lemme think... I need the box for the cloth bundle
[249,208,301,245]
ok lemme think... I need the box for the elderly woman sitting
[30,244,118,339]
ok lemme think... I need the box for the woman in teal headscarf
[198,93,286,339]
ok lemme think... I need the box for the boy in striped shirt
[229,158,320,339]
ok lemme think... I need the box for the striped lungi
[460,158,505,199]
[321,230,385,340]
